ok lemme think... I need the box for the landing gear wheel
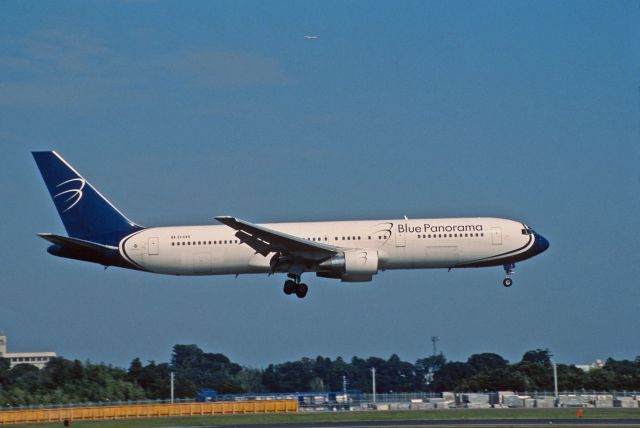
[283,279,296,295]
[295,283,308,299]
[503,278,513,287]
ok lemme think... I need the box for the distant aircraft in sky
[304,35,319,39]
[33,151,549,299]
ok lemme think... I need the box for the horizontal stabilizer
[37,233,118,252]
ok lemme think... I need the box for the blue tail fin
[32,151,143,245]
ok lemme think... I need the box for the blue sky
[1,0,639,369]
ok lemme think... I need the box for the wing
[215,216,338,261]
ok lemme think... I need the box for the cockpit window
[521,228,535,235]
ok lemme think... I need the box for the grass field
[5,408,640,428]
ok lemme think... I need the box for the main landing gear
[502,263,515,287]
[283,274,308,299]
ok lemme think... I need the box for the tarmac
[196,419,640,428]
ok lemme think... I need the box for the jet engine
[317,250,379,282]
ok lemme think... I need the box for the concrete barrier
[535,398,556,408]
[504,395,527,408]
[614,397,638,408]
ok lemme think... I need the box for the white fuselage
[119,217,534,276]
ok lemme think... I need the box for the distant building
[575,359,605,372]
[0,335,56,369]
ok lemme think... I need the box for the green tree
[556,364,588,390]
[349,356,373,392]
[431,362,474,391]
[234,367,264,393]
[126,358,144,384]
[262,359,315,392]
[130,361,171,399]
[171,345,243,394]
[0,357,10,384]
[467,353,508,372]
[521,349,552,367]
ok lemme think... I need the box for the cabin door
[148,237,159,255]
[395,224,406,247]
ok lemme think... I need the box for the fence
[1,391,638,418]
[0,399,298,425]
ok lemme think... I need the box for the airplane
[32,151,549,299]
[304,35,319,39]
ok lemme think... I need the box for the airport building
[575,359,606,372]
[0,335,56,369]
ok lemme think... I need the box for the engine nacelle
[318,250,379,276]
[345,249,378,275]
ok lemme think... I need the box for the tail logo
[54,178,86,212]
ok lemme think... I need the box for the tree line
[1,345,639,407]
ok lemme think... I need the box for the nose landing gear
[502,263,515,287]
[283,274,308,298]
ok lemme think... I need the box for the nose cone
[534,233,550,254]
